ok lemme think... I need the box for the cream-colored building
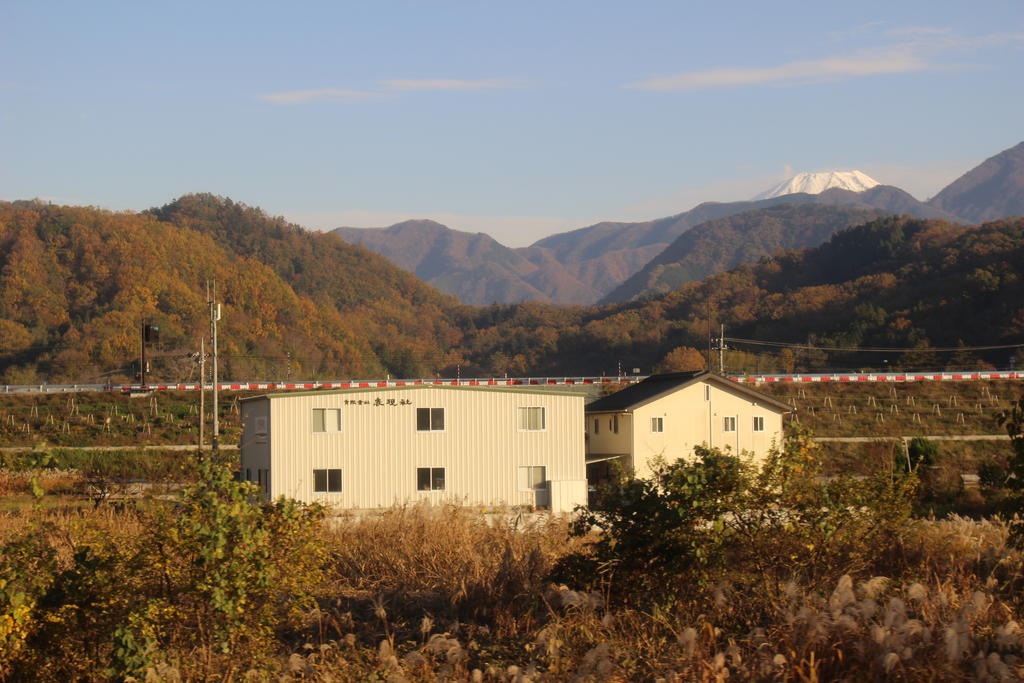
[585,371,790,481]
[239,385,587,513]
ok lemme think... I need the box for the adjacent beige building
[240,385,587,513]
[585,371,790,481]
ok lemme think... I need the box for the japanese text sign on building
[343,397,412,406]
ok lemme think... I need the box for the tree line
[1,197,1021,383]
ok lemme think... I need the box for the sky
[2,1,1022,247]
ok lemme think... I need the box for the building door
[519,466,549,508]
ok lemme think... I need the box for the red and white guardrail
[731,371,1024,384]
[3,371,1021,394]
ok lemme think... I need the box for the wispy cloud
[381,78,520,92]
[257,87,383,104]
[259,78,520,104]
[626,29,1024,92]
[885,25,952,38]
[627,46,926,91]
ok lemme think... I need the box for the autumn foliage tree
[655,346,707,373]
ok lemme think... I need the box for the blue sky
[2,1,1022,246]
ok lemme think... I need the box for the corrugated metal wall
[256,387,586,510]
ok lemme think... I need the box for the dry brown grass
[3,499,1023,680]
[323,505,576,633]
[0,469,82,499]
[296,512,1024,681]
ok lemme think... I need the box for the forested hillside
[602,204,887,303]
[458,216,1024,376]
[0,197,467,383]
[1,199,1020,384]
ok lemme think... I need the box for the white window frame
[518,465,548,491]
[312,408,342,433]
[416,467,446,491]
[416,407,445,432]
[651,416,664,433]
[518,406,546,431]
[723,416,737,432]
[313,468,343,493]
[753,416,765,432]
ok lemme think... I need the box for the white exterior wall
[586,379,785,480]
[240,387,586,512]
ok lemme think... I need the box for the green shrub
[555,427,917,607]
[907,436,939,470]
[0,451,327,679]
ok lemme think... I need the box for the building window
[593,418,600,434]
[312,408,341,433]
[245,468,252,482]
[612,414,619,434]
[313,468,342,493]
[753,416,765,432]
[518,466,548,491]
[651,417,664,433]
[723,416,737,432]
[518,406,546,431]
[416,407,445,431]
[417,467,445,491]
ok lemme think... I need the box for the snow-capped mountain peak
[754,171,880,200]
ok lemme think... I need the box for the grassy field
[759,379,1020,437]
[0,382,1021,678]
[0,379,1017,448]
[1,494,1022,679]
[0,390,247,447]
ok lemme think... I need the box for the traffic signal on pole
[143,324,159,343]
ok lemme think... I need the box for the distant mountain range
[333,221,595,305]
[927,141,1024,222]
[753,170,879,199]
[330,141,1024,307]
[332,182,963,305]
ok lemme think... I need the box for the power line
[724,337,1024,354]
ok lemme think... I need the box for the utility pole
[140,320,147,387]
[198,337,206,451]
[140,320,159,386]
[719,324,726,374]
[209,281,221,451]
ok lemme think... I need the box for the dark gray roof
[585,371,790,413]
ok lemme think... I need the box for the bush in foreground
[0,430,1022,679]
